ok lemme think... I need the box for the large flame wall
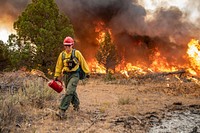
[1,0,200,76]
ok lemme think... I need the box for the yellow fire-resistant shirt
[54,49,90,77]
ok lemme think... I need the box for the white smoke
[139,0,200,25]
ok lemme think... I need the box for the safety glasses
[64,45,72,47]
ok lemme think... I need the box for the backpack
[62,49,86,80]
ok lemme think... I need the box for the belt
[63,71,78,75]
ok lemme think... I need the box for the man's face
[64,44,72,52]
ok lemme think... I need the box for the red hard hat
[63,36,74,45]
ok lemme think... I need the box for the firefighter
[54,36,90,119]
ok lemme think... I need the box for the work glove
[86,74,90,78]
[54,77,58,81]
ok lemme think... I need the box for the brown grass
[0,77,56,132]
[0,71,200,132]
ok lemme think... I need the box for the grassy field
[0,70,200,133]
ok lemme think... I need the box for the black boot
[73,105,80,111]
[56,109,66,119]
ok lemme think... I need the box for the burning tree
[96,31,121,73]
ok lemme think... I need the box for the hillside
[0,70,200,133]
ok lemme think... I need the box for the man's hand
[54,77,58,81]
[86,74,90,78]
[54,76,62,81]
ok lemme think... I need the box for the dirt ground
[1,71,200,133]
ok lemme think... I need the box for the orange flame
[95,21,106,43]
[150,48,178,72]
[186,39,200,75]
[91,22,200,77]
[88,38,200,77]
[88,59,106,74]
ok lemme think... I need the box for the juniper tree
[0,41,11,71]
[96,31,121,73]
[13,0,74,74]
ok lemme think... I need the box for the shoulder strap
[71,49,80,68]
[71,49,76,59]
[62,49,76,61]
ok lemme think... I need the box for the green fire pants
[59,72,80,111]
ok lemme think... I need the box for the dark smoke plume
[57,0,200,65]
[0,0,30,23]
[56,0,148,60]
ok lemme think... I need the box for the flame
[91,21,200,78]
[96,32,106,43]
[95,21,106,43]
[150,48,178,72]
[116,63,147,77]
[186,39,200,75]
[95,21,112,44]
[88,38,200,77]
[90,21,113,74]
[88,59,106,74]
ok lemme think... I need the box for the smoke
[0,0,30,32]
[184,0,200,27]
[56,0,148,59]
[0,0,30,24]
[57,0,200,65]
[1,0,200,65]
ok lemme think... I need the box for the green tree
[13,0,74,74]
[96,31,121,73]
[7,34,35,70]
[0,41,10,71]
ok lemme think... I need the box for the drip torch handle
[55,79,63,86]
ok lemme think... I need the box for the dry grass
[0,71,200,132]
[118,96,130,105]
[0,77,56,132]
